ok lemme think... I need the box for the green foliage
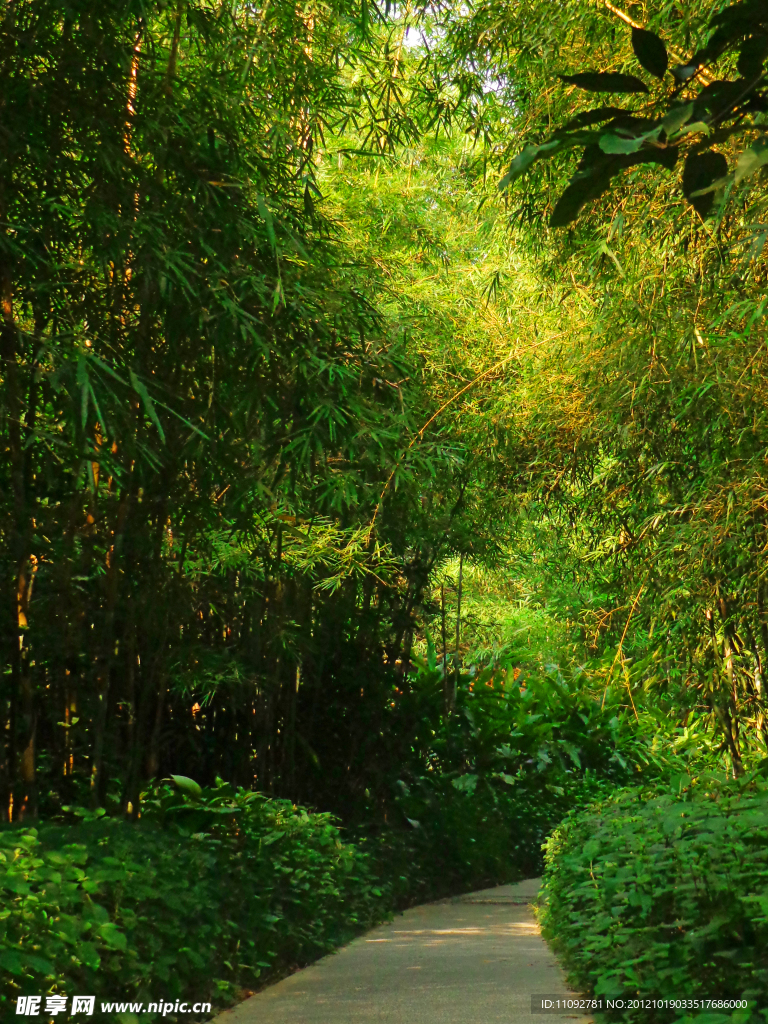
[432,0,768,225]
[541,772,768,1023]
[6,6,768,1017]
[0,782,387,1020]
[382,653,717,881]
[2,657,704,1018]
[0,0,489,823]
[350,24,768,774]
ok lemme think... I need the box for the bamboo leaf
[735,136,768,182]
[129,369,166,444]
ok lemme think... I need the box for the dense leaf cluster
[369,651,719,886]
[0,0,489,826]
[504,0,768,223]
[0,783,388,1020]
[541,774,768,1023]
[0,667,706,1018]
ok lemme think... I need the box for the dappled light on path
[214,878,591,1024]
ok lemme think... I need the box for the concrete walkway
[214,878,591,1024]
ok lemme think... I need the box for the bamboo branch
[366,351,513,541]
[601,571,649,717]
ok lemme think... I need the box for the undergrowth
[0,784,386,1023]
[540,771,768,1024]
[0,660,721,1022]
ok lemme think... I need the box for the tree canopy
[2,0,768,835]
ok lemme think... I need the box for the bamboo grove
[3,0,768,828]
[0,0,478,822]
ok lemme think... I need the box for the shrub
[0,782,387,1022]
[540,772,768,1024]
[385,656,712,889]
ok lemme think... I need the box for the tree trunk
[453,553,464,711]
[90,492,132,806]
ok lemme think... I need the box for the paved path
[214,878,591,1024]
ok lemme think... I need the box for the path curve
[214,878,591,1024]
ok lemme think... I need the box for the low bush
[540,772,768,1024]
[0,781,388,1022]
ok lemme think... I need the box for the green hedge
[0,781,388,1022]
[540,773,768,1024]
[3,768,573,1023]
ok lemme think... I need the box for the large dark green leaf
[603,114,658,132]
[682,150,729,216]
[736,136,768,182]
[559,72,649,94]
[599,132,645,155]
[709,0,768,43]
[498,140,560,189]
[170,774,203,798]
[0,950,25,975]
[737,32,768,77]
[550,168,616,227]
[551,145,678,226]
[634,145,679,171]
[561,107,627,131]
[23,954,55,975]
[98,922,128,951]
[631,28,668,80]
[693,79,753,122]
